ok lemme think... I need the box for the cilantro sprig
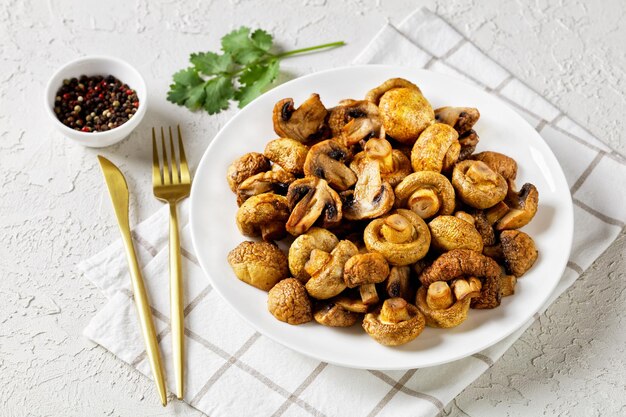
[167,27,345,114]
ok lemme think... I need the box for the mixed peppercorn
[53,75,139,132]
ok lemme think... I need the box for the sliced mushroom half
[496,183,539,230]
[342,161,395,221]
[286,176,343,236]
[350,138,412,187]
[272,94,328,143]
[303,139,357,191]
[236,170,295,206]
[328,100,382,147]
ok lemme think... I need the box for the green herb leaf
[190,52,233,75]
[167,68,206,109]
[222,27,273,64]
[203,76,235,114]
[235,59,279,107]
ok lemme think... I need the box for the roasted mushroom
[286,177,342,236]
[360,283,380,305]
[411,123,460,173]
[500,274,517,297]
[236,170,295,206]
[342,161,395,220]
[288,227,339,282]
[334,295,369,313]
[415,278,481,328]
[226,152,271,192]
[496,183,539,230]
[379,87,435,145]
[500,230,538,277]
[452,160,508,209]
[470,151,517,182]
[267,278,312,324]
[428,215,484,252]
[303,139,357,191]
[386,265,413,300]
[228,241,289,291]
[350,138,412,187]
[394,171,456,219]
[328,99,382,147]
[236,193,290,241]
[314,302,359,327]
[273,94,328,143]
[305,240,359,299]
[362,298,426,346]
[343,252,390,288]
[419,249,502,309]
[365,78,422,104]
[454,211,475,225]
[363,209,431,266]
[435,107,480,134]
[264,138,309,175]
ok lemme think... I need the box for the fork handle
[169,202,184,400]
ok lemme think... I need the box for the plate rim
[189,64,574,370]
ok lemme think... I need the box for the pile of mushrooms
[226,78,540,347]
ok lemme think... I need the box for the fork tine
[177,125,190,184]
[169,126,179,184]
[152,128,162,186]
[161,127,171,185]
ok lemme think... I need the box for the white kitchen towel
[79,8,626,417]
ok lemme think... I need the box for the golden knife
[97,156,168,406]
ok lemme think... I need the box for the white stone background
[1,0,624,416]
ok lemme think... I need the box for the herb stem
[276,41,346,58]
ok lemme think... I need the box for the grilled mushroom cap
[365,78,422,104]
[411,123,460,173]
[394,171,456,219]
[328,100,382,147]
[379,87,435,145]
[452,160,508,209]
[228,241,289,291]
[264,138,309,175]
[500,230,538,277]
[272,94,328,143]
[419,249,502,309]
[496,183,539,230]
[350,138,412,187]
[303,139,357,191]
[305,240,359,299]
[236,193,290,241]
[236,170,295,206]
[288,227,339,283]
[342,161,395,221]
[314,302,359,327]
[343,252,390,288]
[227,152,271,192]
[362,298,426,346]
[286,177,343,236]
[434,107,480,134]
[470,151,517,182]
[363,209,431,266]
[267,278,312,325]
[428,215,484,252]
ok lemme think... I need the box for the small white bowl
[45,56,148,148]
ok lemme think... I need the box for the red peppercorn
[63,93,71,100]
[133,101,139,108]
[126,89,133,95]
[81,127,91,132]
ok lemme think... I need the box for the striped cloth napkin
[79,7,626,417]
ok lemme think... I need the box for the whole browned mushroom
[286,177,342,236]
[236,193,290,241]
[343,252,390,288]
[362,298,426,346]
[411,123,460,172]
[236,170,295,206]
[273,94,328,143]
[470,151,517,182]
[379,87,435,145]
[304,240,359,299]
[314,302,360,327]
[428,215,484,252]
[363,209,431,266]
[303,139,357,191]
[226,152,271,192]
[228,241,289,291]
[350,138,412,187]
[394,171,456,219]
[342,161,395,221]
[328,100,382,147]
[365,78,422,104]
[452,160,508,209]
[415,277,481,328]
[500,230,538,277]
[288,227,339,282]
[264,138,309,175]
[496,183,539,230]
[267,278,312,325]
[419,249,502,309]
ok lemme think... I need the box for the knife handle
[169,203,184,400]
[120,229,168,406]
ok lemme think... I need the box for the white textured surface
[0,1,623,416]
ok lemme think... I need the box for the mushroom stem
[500,275,517,297]
[468,277,482,293]
[451,278,481,301]
[426,282,454,310]
[485,202,509,224]
[260,222,286,241]
[365,138,394,173]
[360,283,379,305]
[408,188,441,219]
[304,249,332,276]
[381,214,413,243]
[380,298,412,323]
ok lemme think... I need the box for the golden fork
[152,126,191,400]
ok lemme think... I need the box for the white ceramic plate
[190,66,573,370]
